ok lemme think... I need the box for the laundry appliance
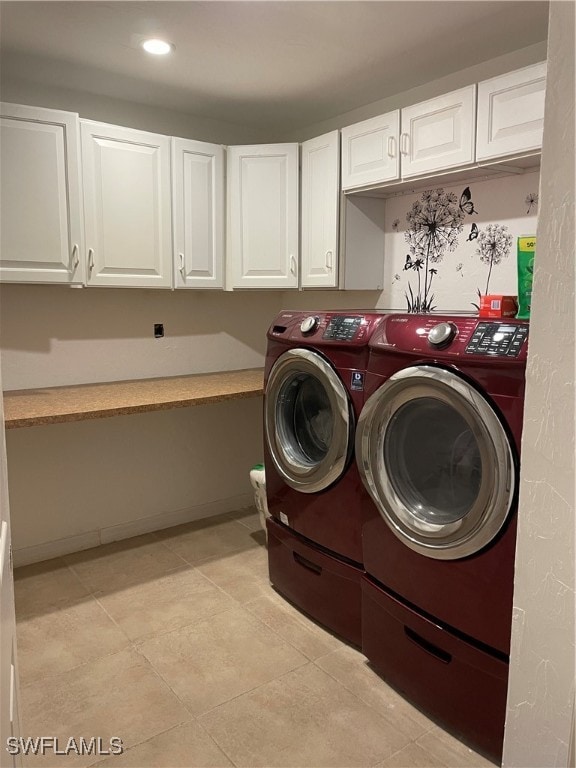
[355,313,528,762]
[264,309,385,646]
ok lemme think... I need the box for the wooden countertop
[3,368,264,429]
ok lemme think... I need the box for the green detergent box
[517,236,536,319]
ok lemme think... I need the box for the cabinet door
[301,131,339,288]
[172,138,224,289]
[400,86,476,178]
[476,63,547,161]
[81,121,172,288]
[0,103,84,285]
[341,111,400,190]
[227,144,299,289]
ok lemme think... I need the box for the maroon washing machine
[355,314,528,763]
[264,310,385,646]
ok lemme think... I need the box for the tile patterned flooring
[15,509,495,768]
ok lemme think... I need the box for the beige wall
[503,3,575,766]
[285,41,547,142]
[0,56,269,145]
[6,397,265,566]
[0,285,281,390]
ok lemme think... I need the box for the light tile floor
[15,508,495,768]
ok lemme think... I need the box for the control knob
[300,316,318,335]
[428,322,456,348]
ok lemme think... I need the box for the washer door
[265,348,353,493]
[356,365,515,559]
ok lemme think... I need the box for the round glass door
[265,348,353,493]
[356,365,515,559]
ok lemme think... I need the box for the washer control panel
[465,322,529,357]
[322,316,362,341]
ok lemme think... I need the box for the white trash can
[249,463,270,535]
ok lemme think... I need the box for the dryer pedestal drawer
[361,576,508,764]
[267,517,362,646]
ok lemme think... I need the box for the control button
[300,316,318,335]
[428,322,456,348]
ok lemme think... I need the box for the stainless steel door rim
[356,365,515,559]
[265,348,352,493]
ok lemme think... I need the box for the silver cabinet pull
[88,248,95,272]
[400,132,410,156]
[179,253,186,275]
[70,243,79,271]
[387,135,396,158]
[290,254,297,276]
[325,250,333,270]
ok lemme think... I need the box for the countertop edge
[3,368,265,429]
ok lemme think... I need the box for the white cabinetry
[400,85,476,178]
[302,131,385,290]
[172,138,224,289]
[341,112,400,190]
[341,86,475,190]
[81,121,172,288]
[227,144,299,289]
[300,131,340,288]
[0,103,85,285]
[476,62,547,161]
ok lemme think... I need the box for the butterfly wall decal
[467,223,479,241]
[459,187,478,215]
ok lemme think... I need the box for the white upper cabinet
[172,138,224,289]
[0,103,85,285]
[400,85,476,178]
[227,144,299,289]
[81,121,172,288]
[301,131,340,288]
[341,111,400,191]
[476,62,547,161]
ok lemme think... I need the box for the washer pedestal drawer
[361,575,508,764]
[266,517,362,647]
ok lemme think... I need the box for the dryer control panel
[372,314,529,361]
[465,322,529,357]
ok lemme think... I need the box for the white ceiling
[0,1,549,133]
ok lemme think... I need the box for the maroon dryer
[355,313,528,763]
[264,309,385,646]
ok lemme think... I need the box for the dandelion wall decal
[392,219,400,231]
[476,223,513,295]
[456,263,464,277]
[404,188,464,312]
[525,192,539,214]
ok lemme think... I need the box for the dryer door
[265,348,353,493]
[356,365,515,559]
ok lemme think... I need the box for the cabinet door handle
[70,243,79,271]
[325,250,333,270]
[290,254,297,277]
[387,135,396,158]
[400,132,410,156]
[179,253,186,275]
[88,248,95,273]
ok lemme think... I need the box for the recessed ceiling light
[141,38,174,56]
